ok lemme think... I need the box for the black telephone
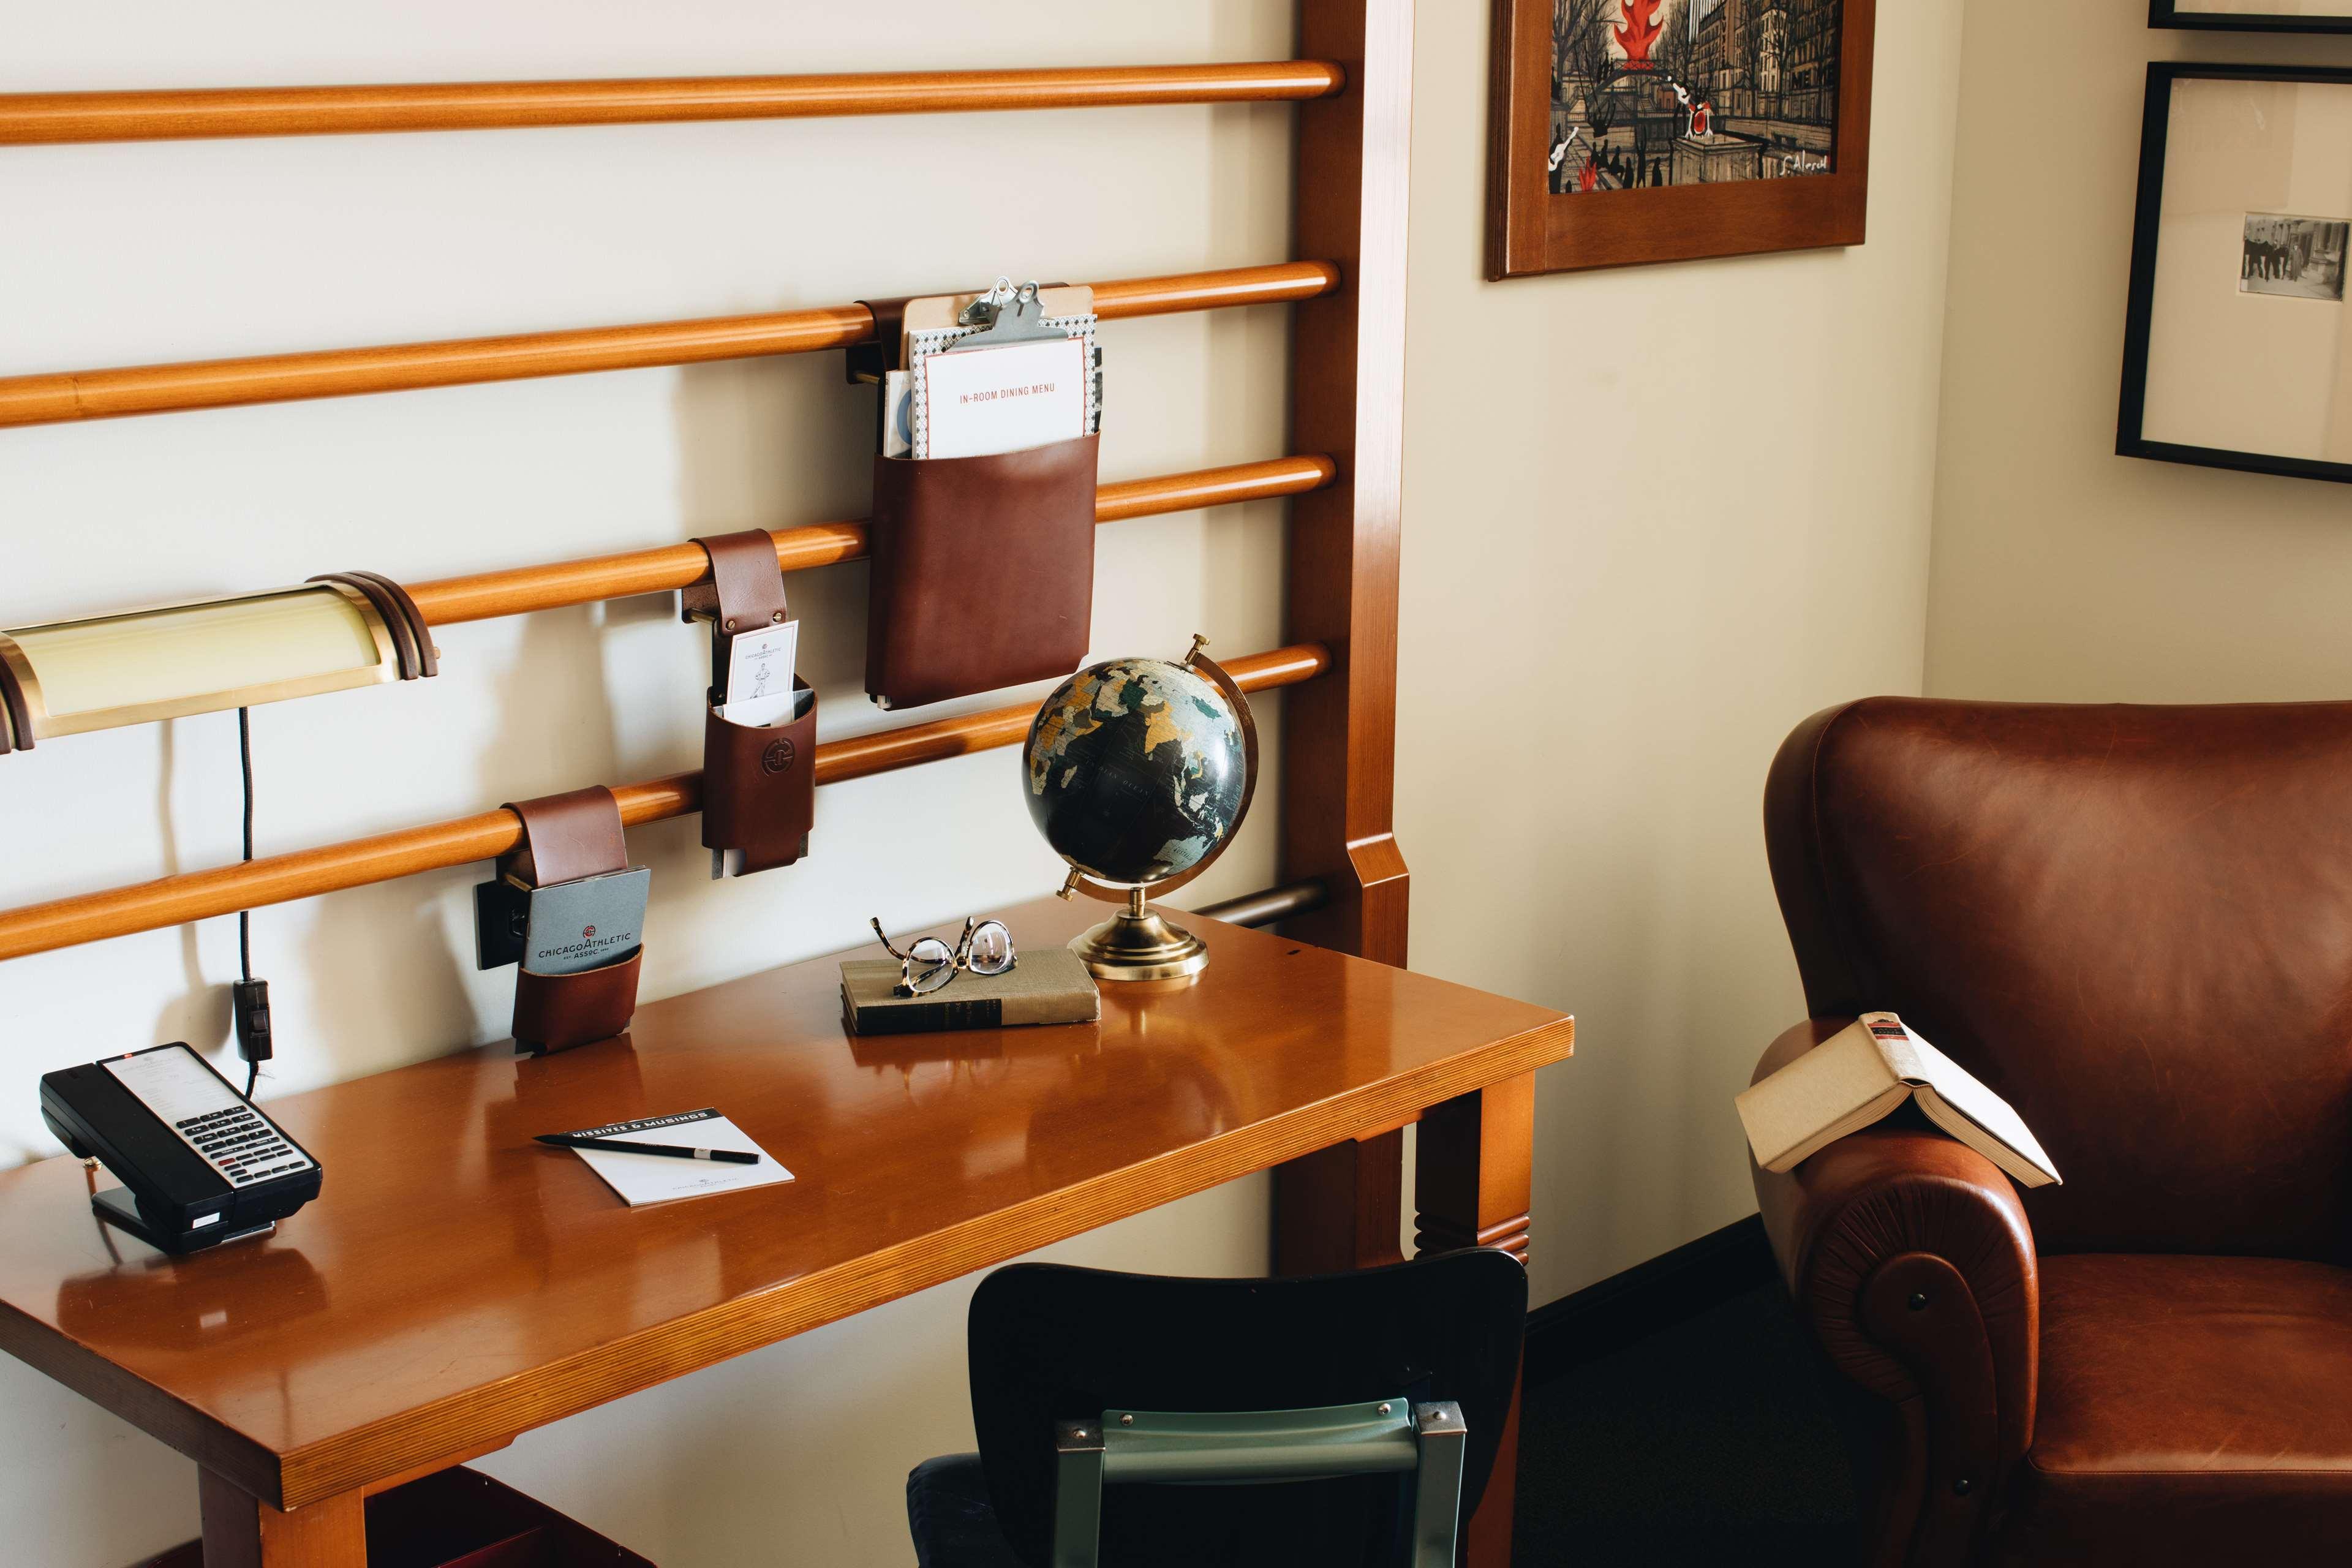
[41,1043,322,1255]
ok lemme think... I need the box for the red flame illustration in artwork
[1613,0,1664,69]
[1578,158,1598,192]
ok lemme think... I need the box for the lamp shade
[0,582,399,742]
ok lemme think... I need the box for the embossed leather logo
[763,739,796,775]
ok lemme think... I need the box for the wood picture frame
[2150,1,2352,34]
[1486,0,1875,279]
[2118,62,2352,485]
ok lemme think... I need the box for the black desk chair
[908,1248,1527,1568]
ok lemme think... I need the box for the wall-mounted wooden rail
[1189,878,1330,929]
[0,62,1345,146]
[0,262,1338,429]
[409,455,1336,625]
[0,644,1327,963]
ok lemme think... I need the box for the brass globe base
[1069,894,1210,982]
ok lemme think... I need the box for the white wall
[1399,1,1965,1308]
[0,4,1967,1562]
[1928,5,2352,702]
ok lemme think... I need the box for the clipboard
[902,278,1101,459]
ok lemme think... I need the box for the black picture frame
[2150,1,2352,32]
[2119,62,2352,485]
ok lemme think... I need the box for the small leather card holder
[865,432,1098,710]
[703,680,816,875]
[685,530,815,877]
[497,786,643,1057]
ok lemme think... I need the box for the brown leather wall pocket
[866,434,1099,709]
[513,947,643,1057]
[500,786,642,1057]
[685,529,813,879]
[703,677,816,874]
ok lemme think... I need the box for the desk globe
[1022,636,1257,979]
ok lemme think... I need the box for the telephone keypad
[170,1102,307,1186]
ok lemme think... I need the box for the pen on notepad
[534,1134,760,1165]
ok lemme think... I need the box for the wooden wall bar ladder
[0,646,1330,962]
[0,61,1344,144]
[0,262,1336,428]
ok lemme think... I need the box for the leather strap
[0,649,30,755]
[344,570,438,678]
[499,785,627,889]
[680,531,790,633]
[845,296,912,383]
[310,571,426,682]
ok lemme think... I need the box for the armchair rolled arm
[1750,1019,2041,1567]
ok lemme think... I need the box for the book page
[1734,1021,1904,1171]
[1885,1023,2061,1186]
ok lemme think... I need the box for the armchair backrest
[1765,697,2352,1262]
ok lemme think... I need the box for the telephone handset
[41,1043,322,1255]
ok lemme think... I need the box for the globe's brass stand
[1067,884,1210,982]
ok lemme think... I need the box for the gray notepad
[522,867,650,976]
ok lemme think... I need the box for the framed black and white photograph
[2119,64,2352,484]
[2152,1,2352,32]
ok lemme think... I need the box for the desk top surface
[0,898,1570,1509]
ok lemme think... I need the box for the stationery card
[560,1108,794,1207]
[720,620,799,728]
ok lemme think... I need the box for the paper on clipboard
[919,337,1089,460]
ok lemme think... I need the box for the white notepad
[560,1108,794,1207]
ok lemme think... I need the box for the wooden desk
[0,899,1570,1566]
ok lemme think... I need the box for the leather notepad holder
[684,530,815,876]
[849,290,1098,709]
[500,786,642,1057]
[866,435,1099,709]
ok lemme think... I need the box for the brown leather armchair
[1753,698,2352,1567]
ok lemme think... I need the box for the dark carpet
[1513,1283,1860,1566]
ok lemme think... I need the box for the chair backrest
[967,1248,1527,1568]
[1049,1398,1467,1568]
[1766,697,2352,1261]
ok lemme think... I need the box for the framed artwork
[2119,64,2352,484]
[1485,0,1876,279]
[2150,1,2352,34]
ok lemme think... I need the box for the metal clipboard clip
[944,277,1067,353]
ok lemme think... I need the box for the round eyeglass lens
[906,937,957,993]
[965,920,1016,976]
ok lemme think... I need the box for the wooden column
[1415,1072,1536,1568]
[200,1469,367,1567]
[1269,0,1415,1278]
[1275,0,1412,966]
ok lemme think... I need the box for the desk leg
[1415,1073,1535,1568]
[1273,1129,1405,1274]
[200,1469,366,1567]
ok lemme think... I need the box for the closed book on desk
[840,950,1099,1035]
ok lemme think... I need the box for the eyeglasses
[870,915,1018,997]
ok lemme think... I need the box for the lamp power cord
[230,707,272,1098]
